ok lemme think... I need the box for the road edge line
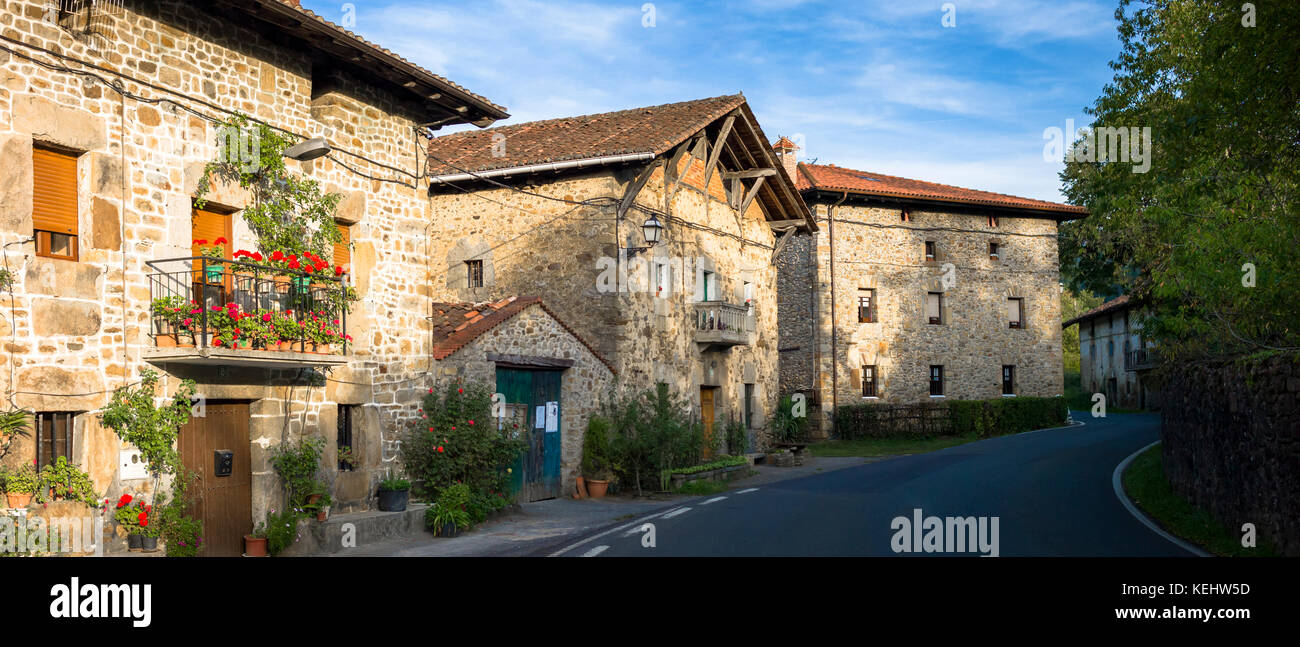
[1111,440,1211,557]
[546,505,684,557]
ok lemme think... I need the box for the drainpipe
[828,191,847,437]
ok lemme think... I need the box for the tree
[1059,0,1300,361]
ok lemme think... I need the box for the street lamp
[641,215,664,247]
[282,136,332,161]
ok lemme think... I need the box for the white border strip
[548,506,684,557]
[1112,440,1211,557]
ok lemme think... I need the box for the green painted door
[497,368,563,501]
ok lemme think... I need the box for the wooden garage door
[179,402,251,557]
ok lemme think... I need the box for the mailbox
[214,450,234,477]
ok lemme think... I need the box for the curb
[1111,440,1211,557]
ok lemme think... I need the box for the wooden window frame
[32,146,80,261]
[1002,365,1015,396]
[924,240,936,262]
[988,215,999,228]
[927,292,943,325]
[466,259,484,288]
[929,365,945,397]
[35,412,76,468]
[862,365,877,398]
[989,241,1000,260]
[1008,297,1024,329]
[857,289,876,323]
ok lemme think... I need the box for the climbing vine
[194,114,343,259]
[99,369,196,477]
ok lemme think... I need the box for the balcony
[693,301,755,348]
[144,256,350,369]
[1125,348,1157,372]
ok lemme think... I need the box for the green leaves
[100,369,196,477]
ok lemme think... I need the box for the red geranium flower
[272,250,285,261]
[117,494,132,508]
[213,237,228,245]
[138,512,148,527]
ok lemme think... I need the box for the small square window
[924,241,936,262]
[988,215,999,228]
[901,209,911,223]
[35,412,76,468]
[989,242,1000,260]
[466,259,484,288]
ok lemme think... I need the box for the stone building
[425,95,814,459]
[0,0,508,554]
[1063,294,1157,410]
[775,151,1087,435]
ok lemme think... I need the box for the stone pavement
[334,454,873,557]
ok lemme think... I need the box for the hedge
[835,396,1068,440]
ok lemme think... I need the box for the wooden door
[497,368,562,502]
[179,402,251,557]
[700,387,715,459]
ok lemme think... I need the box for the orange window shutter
[333,224,350,268]
[32,148,79,235]
[191,209,232,277]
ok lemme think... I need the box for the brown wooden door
[179,402,251,557]
[700,387,715,459]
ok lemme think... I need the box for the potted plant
[425,482,471,537]
[194,238,228,283]
[150,296,187,347]
[3,464,38,508]
[580,417,616,498]
[245,521,268,557]
[38,456,100,506]
[113,495,157,551]
[270,436,327,507]
[377,476,410,512]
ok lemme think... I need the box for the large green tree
[1059,0,1299,361]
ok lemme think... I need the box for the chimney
[772,136,800,182]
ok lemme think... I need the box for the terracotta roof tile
[430,296,615,374]
[425,95,748,176]
[798,162,1087,217]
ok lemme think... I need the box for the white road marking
[581,545,609,557]
[736,488,759,494]
[701,496,727,505]
[1112,440,1210,557]
[548,506,685,557]
[662,507,691,519]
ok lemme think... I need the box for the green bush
[270,436,327,507]
[663,455,747,477]
[264,508,301,556]
[425,481,473,532]
[580,416,616,480]
[725,418,747,455]
[38,457,100,506]
[837,396,1068,439]
[770,395,808,442]
[401,380,524,502]
[603,383,709,495]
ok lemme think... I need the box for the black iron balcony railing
[146,256,348,356]
[1125,348,1156,371]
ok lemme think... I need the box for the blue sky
[301,0,1122,202]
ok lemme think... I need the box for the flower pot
[586,479,610,498]
[5,492,33,508]
[277,340,294,352]
[205,265,224,283]
[140,536,158,552]
[307,494,322,506]
[155,333,178,348]
[437,522,460,538]
[316,343,332,355]
[377,488,408,512]
[244,535,268,557]
[177,334,196,349]
[316,508,329,522]
[127,533,143,552]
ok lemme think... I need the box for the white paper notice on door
[534,406,545,429]
[545,402,558,432]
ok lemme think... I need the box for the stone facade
[427,128,803,453]
[1160,352,1300,556]
[780,197,1068,435]
[1075,301,1154,410]
[0,0,504,548]
[430,303,614,495]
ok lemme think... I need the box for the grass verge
[1122,444,1277,557]
[673,479,732,496]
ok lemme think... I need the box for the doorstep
[277,504,429,557]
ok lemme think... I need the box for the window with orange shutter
[333,223,351,272]
[32,147,80,261]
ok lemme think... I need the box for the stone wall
[0,1,460,521]
[783,199,1065,434]
[1160,352,1300,555]
[426,147,785,450]
[774,228,820,433]
[430,304,614,494]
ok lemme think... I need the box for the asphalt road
[558,412,1194,557]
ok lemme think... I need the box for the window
[655,262,670,297]
[924,241,936,261]
[1002,365,1015,395]
[988,215,999,228]
[929,365,945,397]
[1007,298,1023,329]
[337,404,356,471]
[743,280,753,312]
[466,259,484,288]
[857,289,876,323]
[700,270,715,301]
[1108,340,1114,357]
[744,383,754,431]
[36,412,76,468]
[989,242,1000,260]
[926,292,943,325]
[333,223,351,272]
[862,365,877,398]
[192,208,232,285]
[33,147,79,260]
[901,209,911,222]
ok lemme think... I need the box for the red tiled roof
[797,162,1087,217]
[430,296,615,374]
[1062,294,1132,328]
[772,136,799,152]
[255,1,507,118]
[425,95,748,176]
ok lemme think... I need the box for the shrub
[100,369,196,477]
[153,470,204,557]
[425,481,473,532]
[580,416,616,481]
[725,418,748,455]
[264,508,301,556]
[837,396,1069,439]
[603,383,709,495]
[38,457,100,506]
[270,436,327,506]
[401,380,523,501]
[770,395,808,442]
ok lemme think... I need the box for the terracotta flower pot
[5,492,33,508]
[177,334,196,349]
[316,343,332,355]
[316,508,328,522]
[244,535,268,557]
[586,479,610,498]
[306,494,321,506]
[155,333,178,348]
[277,340,294,352]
